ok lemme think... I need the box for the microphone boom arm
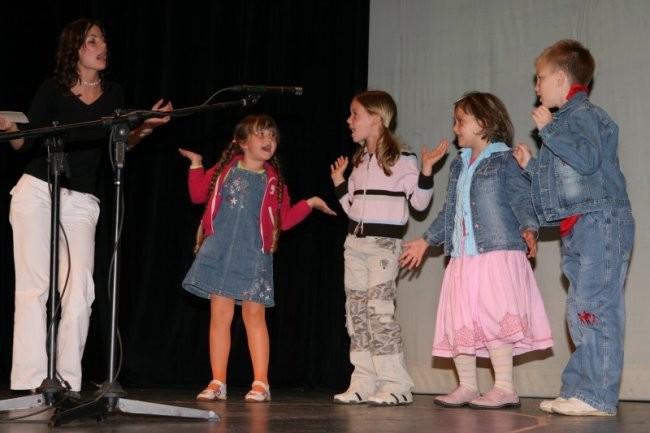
[0,95,258,142]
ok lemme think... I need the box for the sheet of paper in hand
[0,111,29,123]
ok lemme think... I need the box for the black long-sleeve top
[19,78,124,195]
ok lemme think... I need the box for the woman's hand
[0,116,24,150]
[137,99,173,138]
[0,116,18,132]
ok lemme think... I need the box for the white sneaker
[245,381,271,402]
[539,397,566,413]
[552,397,616,416]
[196,379,227,402]
[333,389,368,404]
[367,391,413,406]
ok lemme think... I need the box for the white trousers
[9,174,99,391]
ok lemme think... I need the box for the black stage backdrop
[0,1,368,391]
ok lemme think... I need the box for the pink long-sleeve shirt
[188,155,312,252]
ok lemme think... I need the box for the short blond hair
[536,39,595,86]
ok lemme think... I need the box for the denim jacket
[423,146,538,256]
[525,92,631,223]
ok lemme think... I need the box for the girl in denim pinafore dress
[178,114,335,404]
[183,164,274,306]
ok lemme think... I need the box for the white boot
[367,353,414,406]
[333,351,377,404]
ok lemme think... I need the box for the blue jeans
[559,208,634,413]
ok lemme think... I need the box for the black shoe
[63,390,82,400]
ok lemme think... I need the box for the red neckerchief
[566,84,590,100]
[559,84,589,237]
[560,215,581,237]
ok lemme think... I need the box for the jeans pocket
[615,209,634,261]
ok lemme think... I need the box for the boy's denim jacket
[525,92,631,224]
[423,149,538,256]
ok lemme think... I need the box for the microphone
[234,85,303,96]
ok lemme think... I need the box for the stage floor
[0,388,647,432]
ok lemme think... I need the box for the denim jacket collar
[459,141,510,166]
[554,91,588,117]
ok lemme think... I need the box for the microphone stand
[0,94,259,425]
[0,128,80,415]
[41,133,69,398]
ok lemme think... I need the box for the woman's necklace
[80,80,101,87]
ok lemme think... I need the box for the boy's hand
[531,105,552,131]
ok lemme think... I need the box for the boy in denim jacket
[514,39,634,417]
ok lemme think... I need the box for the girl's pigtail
[193,140,238,255]
[193,224,205,256]
[376,128,400,176]
[269,155,284,253]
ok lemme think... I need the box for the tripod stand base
[0,384,219,426]
[0,377,70,412]
[50,396,220,426]
[0,393,47,411]
[0,388,83,425]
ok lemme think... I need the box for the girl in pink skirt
[400,91,553,409]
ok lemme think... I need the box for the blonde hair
[536,39,595,86]
[351,90,402,176]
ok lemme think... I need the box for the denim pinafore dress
[182,165,275,306]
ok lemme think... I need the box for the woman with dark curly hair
[0,18,172,394]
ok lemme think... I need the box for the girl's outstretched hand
[512,143,532,169]
[398,238,428,269]
[307,197,337,216]
[178,148,203,166]
[330,156,349,186]
[421,138,449,176]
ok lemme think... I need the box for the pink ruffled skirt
[433,249,553,358]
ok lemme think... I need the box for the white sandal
[196,379,227,401]
[245,380,271,402]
